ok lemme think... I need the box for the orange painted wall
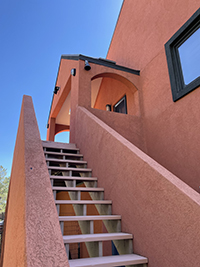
[107,0,200,192]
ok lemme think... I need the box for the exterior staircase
[42,140,148,267]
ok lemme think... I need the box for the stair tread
[68,254,148,267]
[50,175,97,181]
[44,151,83,157]
[52,186,103,191]
[42,141,78,150]
[55,200,111,204]
[63,232,132,243]
[59,215,121,221]
[48,166,92,171]
[46,158,87,164]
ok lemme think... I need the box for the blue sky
[0,0,123,176]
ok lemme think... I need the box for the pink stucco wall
[107,0,200,192]
[2,96,69,267]
[88,107,146,152]
[74,106,200,267]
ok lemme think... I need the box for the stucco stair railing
[42,140,148,267]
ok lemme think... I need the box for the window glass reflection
[178,27,200,85]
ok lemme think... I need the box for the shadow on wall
[91,74,140,117]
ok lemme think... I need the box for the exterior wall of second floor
[107,0,200,192]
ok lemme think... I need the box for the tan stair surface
[55,200,112,204]
[42,140,78,150]
[44,151,83,158]
[50,175,97,182]
[46,158,87,164]
[59,215,121,221]
[52,186,104,192]
[68,254,148,267]
[48,166,92,172]
[63,232,133,243]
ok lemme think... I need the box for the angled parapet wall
[75,106,200,267]
[88,107,146,152]
[1,96,69,267]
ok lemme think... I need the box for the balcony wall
[88,107,146,152]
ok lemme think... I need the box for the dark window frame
[165,8,200,102]
[113,95,127,114]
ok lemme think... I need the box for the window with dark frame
[165,8,200,102]
[113,95,127,114]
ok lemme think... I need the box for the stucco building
[1,1,200,266]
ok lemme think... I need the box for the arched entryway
[91,72,140,116]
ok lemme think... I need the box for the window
[113,95,127,114]
[165,8,200,101]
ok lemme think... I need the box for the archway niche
[91,72,140,116]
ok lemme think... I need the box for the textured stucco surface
[88,107,146,152]
[74,106,200,267]
[107,0,200,192]
[2,96,69,267]
[2,96,27,267]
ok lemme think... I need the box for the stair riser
[51,179,97,188]
[64,239,133,259]
[53,190,104,201]
[48,169,92,177]
[59,220,121,235]
[56,204,112,216]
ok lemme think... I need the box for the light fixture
[54,86,60,94]
[106,104,111,111]
[71,68,76,76]
[84,60,91,71]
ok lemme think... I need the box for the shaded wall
[74,106,200,267]
[1,96,69,267]
[94,77,140,116]
[107,0,200,191]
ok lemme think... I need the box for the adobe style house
[1,1,200,266]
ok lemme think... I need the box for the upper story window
[178,27,200,85]
[113,95,127,114]
[165,8,200,101]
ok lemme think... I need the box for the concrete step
[63,232,132,244]
[59,215,121,222]
[68,254,148,267]
[50,175,97,182]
